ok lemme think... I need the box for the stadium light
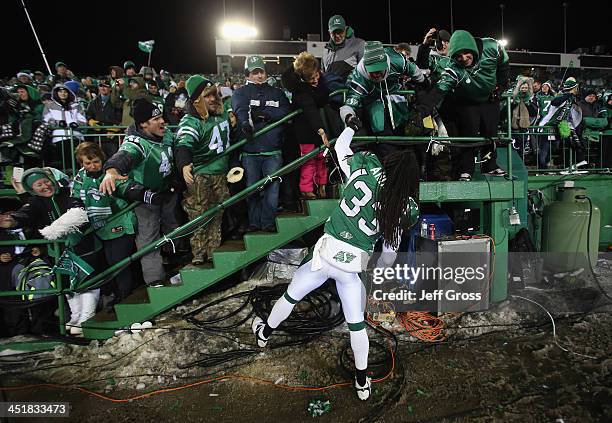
[499,39,509,48]
[221,22,257,39]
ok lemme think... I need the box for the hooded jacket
[416,30,509,116]
[322,27,365,80]
[42,84,86,142]
[11,85,43,123]
[281,66,330,146]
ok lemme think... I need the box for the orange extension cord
[0,345,395,403]
[397,312,449,342]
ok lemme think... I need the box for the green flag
[138,40,155,53]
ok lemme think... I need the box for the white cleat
[355,376,372,401]
[251,316,269,348]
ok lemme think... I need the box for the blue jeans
[242,153,282,228]
[538,134,558,169]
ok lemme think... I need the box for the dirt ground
[2,265,612,423]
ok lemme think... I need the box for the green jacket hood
[13,84,41,103]
[448,30,479,65]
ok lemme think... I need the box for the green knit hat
[22,168,52,195]
[244,55,265,74]
[363,41,388,73]
[123,60,135,70]
[186,75,215,101]
[562,77,579,92]
[328,15,346,32]
[54,61,66,70]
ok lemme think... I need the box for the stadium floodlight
[499,39,509,48]
[221,22,257,39]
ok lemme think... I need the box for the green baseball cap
[363,41,388,73]
[244,55,265,74]
[328,15,346,32]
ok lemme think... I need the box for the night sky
[3,0,610,77]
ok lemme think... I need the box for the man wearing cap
[86,78,123,157]
[539,77,586,166]
[340,41,426,155]
[53,62,73,85]
[232,56,291,233]
[32,71,46,87]
[414,30,510,181]
[100,99,179,287]
[16,70,33,86]
[322,15,365,80]
[174,76,234,265]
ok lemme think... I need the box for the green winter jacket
[341,47,425,132]
[72,168,137,240]
[437,30,509,103]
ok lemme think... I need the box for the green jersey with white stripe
[118,130,175,191]
[72,168,136,240]
[176,112,231,175]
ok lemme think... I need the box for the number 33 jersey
[324,152,384,254]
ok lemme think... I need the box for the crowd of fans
[1,14,611,338]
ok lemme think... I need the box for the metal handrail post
[506,95,513,180]
[52,241,66,335]
[69,126,76,173]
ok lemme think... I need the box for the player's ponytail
[375,149,420,248]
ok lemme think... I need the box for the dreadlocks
[375,149,420,248]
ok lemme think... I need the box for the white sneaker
[355,376,372,401]
[251,316,268,348]
[459,173,472,181]
[70,325,83,336]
